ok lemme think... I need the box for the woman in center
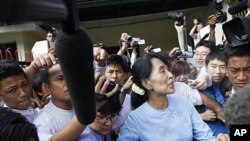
[117,52,227,141]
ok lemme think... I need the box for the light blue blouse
[117,96,216,141]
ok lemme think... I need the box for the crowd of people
[0,12,250,141]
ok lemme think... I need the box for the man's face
[104,64,125,85]
[0,74,31,110]
[206,59,227,83]
[194,46,210,68]
[46,33,54,42]
[227,56,250,91]
[47,64,71,106]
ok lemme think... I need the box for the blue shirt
[117,96,216,141]
[204,85,229,136]
[78,125,111,141]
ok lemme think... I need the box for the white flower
[132,83,145,96]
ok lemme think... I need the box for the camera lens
[174,51,182,57]
[126,35,132,42]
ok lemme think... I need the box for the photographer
[199,14,226,45]
[174,21,213,90]
[117,33,140,67]
[189,18,204,47]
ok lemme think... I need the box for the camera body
[223,16,250,47]
[146,45,161,53]
[214,0,227,23]
[167,11,185,25]
[174,51,193,59]
[125,35,133,42]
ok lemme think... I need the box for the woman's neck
[148,93,168,110]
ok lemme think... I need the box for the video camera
[223,0,250,48]
[167,11,185,25]
[146,45,161,53]
[223,16,250,48]
[167,11,193,60]
[174,50,193,59]
[125,35,145,49]
[214,0,227,23]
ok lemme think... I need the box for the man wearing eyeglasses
[32,31,56,59]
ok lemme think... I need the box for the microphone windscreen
[55,28,96,124]
[228,0,248,15]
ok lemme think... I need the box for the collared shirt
[118,96,216,141]
[3,103,38,123]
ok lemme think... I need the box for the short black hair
[195,40,216,51]
[0,59,26,81]
[32,70,49,100]
[205,48,226,65]
[107,54,131,72]
[97,94,122,116]
[0,107,39,141]
[224,44,250,65]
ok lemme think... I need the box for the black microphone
[0,0,66,22]
[228,0,249,15]
[55,0,96,124]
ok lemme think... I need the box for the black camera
[223,16,250,47]
[167,11,185,25]
[125,35,133,42]
[214,0,227,23]
[215,12,227,23]
[174,51,193,59]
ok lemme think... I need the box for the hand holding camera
[94,74,120,98]
[208,15,217,29]
[120,33,129,42]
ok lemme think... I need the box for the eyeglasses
[97,114,117,123]
[194,52,209,57]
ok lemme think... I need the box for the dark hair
[97,94,122,116]
[171,61,191,77]
[224,45,250,65]
[131,52,169,109]
[0,60,27,81]
[0,107,39,141]
[32,70,49,100]
[205,48,226,65]
[224,84,250,127]
[107,54,131,73]
[195,40,216,51]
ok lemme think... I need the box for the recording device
[167,11,193,60]
[188,79,197,88]
[55,0,96,124]
[127,37,145,49]
[174,50,193,59]
[167,11,185,25]
[146,45,162,53]
[93,43,107,50]
[125,35,133,42]
[0,0,96,124]
[222,16,250,48]
[228,0,250,15]
[214,0,227,23]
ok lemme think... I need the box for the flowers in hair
[132,83,145,96]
